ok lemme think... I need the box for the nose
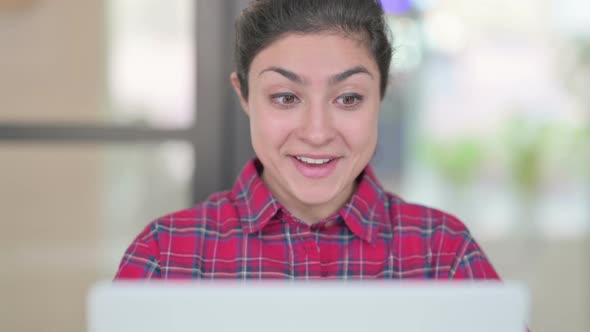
[296,102,336,146]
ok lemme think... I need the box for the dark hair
[234,0,393,100]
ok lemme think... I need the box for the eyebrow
[258,66,374,85]
[259,67,304,84]
[329,66,374,84]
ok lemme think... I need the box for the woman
[116,0,500,280]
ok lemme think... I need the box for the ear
[230,72,250,116]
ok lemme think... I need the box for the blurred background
[0,0,588,331]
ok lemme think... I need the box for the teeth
[296,156,332,165]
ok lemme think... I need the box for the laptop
[87,280,529,332]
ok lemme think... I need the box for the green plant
[417,136,484,190]
[501,113,551,196]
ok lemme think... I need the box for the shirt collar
[232,159,282,234]
[338,165,387,244]
[232,159,388,243]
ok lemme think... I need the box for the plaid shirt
[115,159,500,280]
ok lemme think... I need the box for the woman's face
[231,33,381,220]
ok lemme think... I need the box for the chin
[290,183,342,206]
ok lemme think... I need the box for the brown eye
[281,95,296,104]
[342,95,356,105]
[271,93,300,108]
[335,93,363,108]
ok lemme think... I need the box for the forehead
[249,33,378,81]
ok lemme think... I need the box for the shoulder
[382,192,475,257]
[360,166,470,239]
[382,193,499,279]
[115,190,242,279]
[136,190,241,243]
[384,192,470,237]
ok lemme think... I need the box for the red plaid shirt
[115,159,500,280]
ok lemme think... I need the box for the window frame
[0,0,253,204]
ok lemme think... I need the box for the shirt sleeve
[114,222,162,279]
[449,236,500,280]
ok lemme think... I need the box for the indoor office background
[0,0,588,331]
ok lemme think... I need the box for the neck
[261,172,356,225]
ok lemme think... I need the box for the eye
[271,93,300,108]
[335,93,363,109]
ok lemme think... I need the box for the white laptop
[87,281,529,332]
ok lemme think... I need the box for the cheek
[340,112,379,151]
[249,107,293,152]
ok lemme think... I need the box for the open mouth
[293,156,334,165]
[290,155,340,178]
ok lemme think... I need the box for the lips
[294,156,334,165]
[290,155,340,179]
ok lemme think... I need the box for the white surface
[87,281,529,332]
